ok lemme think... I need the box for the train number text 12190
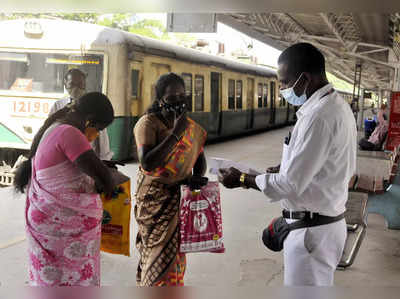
[13,101,50,114]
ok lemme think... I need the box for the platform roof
[217,13,400,91]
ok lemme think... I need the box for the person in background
[50,68,113,161]
[358,103,389,151]
[218,43,357,286]
[133,72,207,286]
[14,92,116,286]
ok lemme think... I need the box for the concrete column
[380,89,384,108]
[378,89,382,108]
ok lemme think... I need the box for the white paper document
[208,157,262,176]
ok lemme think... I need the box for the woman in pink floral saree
[14,92,116,286]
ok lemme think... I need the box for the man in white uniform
[218,43,357,286]
[50,68,113,160]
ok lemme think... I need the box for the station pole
[358,88,365,129]
[378,89,383,108]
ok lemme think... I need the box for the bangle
[171,133,180,142]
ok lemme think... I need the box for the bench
[338,191,368,269]
[356,149,394,181]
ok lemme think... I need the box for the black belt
[282,210,345,224]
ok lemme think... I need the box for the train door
[270,81,276,124]
[246,77,254,129]
[129,62,143,118]
[150,63,171,102]
[210,72,222,135]
[128,61,143,160]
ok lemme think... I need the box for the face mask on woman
[161,95,187,116]
[84,121,106,142]
[84,127,99,142]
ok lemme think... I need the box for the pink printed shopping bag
[180,181,225,253]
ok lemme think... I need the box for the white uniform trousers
[283,218,347,286]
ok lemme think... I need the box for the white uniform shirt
[255,83,357,216]
[49,97,114,160]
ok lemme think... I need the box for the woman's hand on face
[172,112,188,137]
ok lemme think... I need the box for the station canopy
[216,13,400,91]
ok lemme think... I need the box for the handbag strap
[286,212,345,231]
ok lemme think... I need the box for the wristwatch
[240,173,249,189]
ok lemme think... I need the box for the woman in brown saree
[133,73,207,286]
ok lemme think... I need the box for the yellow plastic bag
[100,169,132,256]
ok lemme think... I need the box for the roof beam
[356,42,390,50]
[319,13,347,49]
[302,34,343,43]
[217,14,286,51]
[305,39,393,69]
[357,48,390,55]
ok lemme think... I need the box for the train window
[182,73,193,112]
[258,83,263,108]
[194,75,204,111]
[228,79,235,109]
[131,69,139,98]
[0,52,103,94]
[236,80,242,109]
[263,84,268,107]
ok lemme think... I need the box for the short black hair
[155,72,185,101]
[64,68,86,81]
[278,43,325,77]
[75,92,114,126]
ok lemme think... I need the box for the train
[0,18,357,175]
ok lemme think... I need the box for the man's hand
[218,167,242,188]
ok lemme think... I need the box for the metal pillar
[352,63,362,127]
[358,89,365,129]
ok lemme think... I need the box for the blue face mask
[280,73,308,106]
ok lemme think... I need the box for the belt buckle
[290,210,293,219]
[309,212,314,219]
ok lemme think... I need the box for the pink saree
[25,125,103,286]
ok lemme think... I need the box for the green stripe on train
[0,123,25,144]
[107,116,139,161]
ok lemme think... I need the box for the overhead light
[24,20,43,39]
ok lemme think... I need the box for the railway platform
[1,127,400,286]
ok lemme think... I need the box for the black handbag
[262,213,345,252]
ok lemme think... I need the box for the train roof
[0,18,277,78]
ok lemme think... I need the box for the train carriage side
[253,78,275,130]
[274,84,289,126]
[123,35,280,145]
[219,70,250,136]
[220,72,279,136]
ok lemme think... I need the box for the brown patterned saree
[133,114,206,286]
